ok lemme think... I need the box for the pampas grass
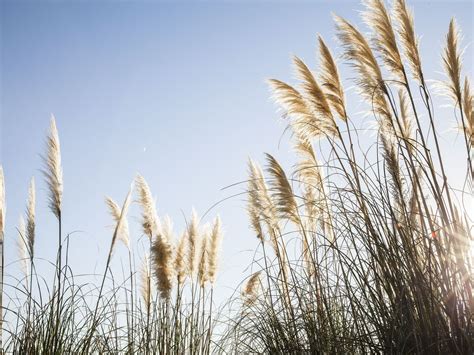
[135,174,159,239]
[394,0,423,83]
[228,0,473,353]
[1,1,472,354]
[151,216,174,299]
[44,116,62,220]
[25,178,35,260]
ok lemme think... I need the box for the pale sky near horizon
[1,0,472,309]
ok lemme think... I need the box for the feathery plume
[363,0,404,82]
[380,128,403,207]
[25,177,35,259]
[398,89,413,144]
[248,159,289,290]
[462,77,473,145]
[292,56,338,134]
[394,0,422,83]
[334,16,393,125]
[17,216,28,276]
[247,159,266,242]
[268,78,337,139]
[43,116,63,220]
[293,136,324,194]
[175,232,188,285]
[198,232,209,287]
[242,272,261,306]
[265,153,300,225]
[105,185,132,254]
[293,135,322,232]
[135,174,159,238]
[207,216,222,285]
[151,215,174,299]
[318,36,347,120]
[442,18,463,102]
[0,166,5,237]
[293,135,334,240]
[140,254,151,308]
[247,159,282,254]
[187,210,201,277]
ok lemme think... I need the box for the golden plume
[462,77,473,146]
[135,174,160,238]
[247,159,265,242]
[293,134,334,241]
[268,78,337,139]
[247,159,283,255]
[398,89,413,144]
[207,216,222,285]
[25,177,35,259]
[242,272,261,306]
[443,19,463,102]
[292,55,338,135]
[363,0,404,82]
[151,215,174,299]
[334,16,392,125]
[105,186,132,253]
[265,153,300,226]
[198,231,209,287]
[187,209,201,277]
[175,231,188,285]
[393,0,423,83]
[318,36,346,120]
[44,116,63,219]
[380,127,403,208]
[140,254,151,309]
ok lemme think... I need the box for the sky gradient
[1,0,472,304]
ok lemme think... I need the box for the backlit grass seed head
[151,215,174,299]
[363,0,405,82]
[247,159,281,255]
[293,135,325,229]
[380,126,403,208]
[105,185,132,254]
[292,56,338,136]
[394,0,423,83]
[268,78,337,140]
[398,89,414,143]
[334,15,393,125]
[187,209,201,276]
[0,166,5,236]
[443,18,463,102]
[265,153,301,226]
[135,174,159,238]
[207,215,222,285]
[26,177,36,258]
[198,233,209,287]
[462,77,473,145]
[175,232,188,285]
[140,254,151,308]
[318,36,347,120]
[247,159,266,242]
[44,116,63,220]
[242,272,261,306]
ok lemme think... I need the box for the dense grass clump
[0,118,222,354]
[0,0,473,354]
[224,0,473,353]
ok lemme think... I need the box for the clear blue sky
[1,0,472,304]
